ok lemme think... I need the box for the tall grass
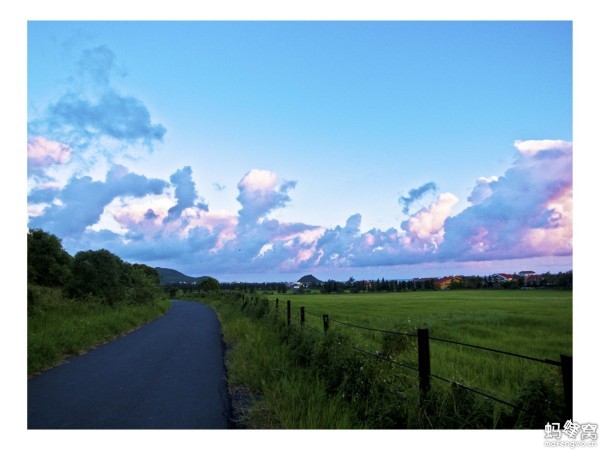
[205,290,570,428]
[268,290,571,403]
[201,295,362,428]
[28,285,171,375]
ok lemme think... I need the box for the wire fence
[222,292,572,422]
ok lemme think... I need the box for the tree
[123,263,163,304]
[132,264,160,285]
[68,249,126,305]
[199,277,220,292]
[27,228,72,287]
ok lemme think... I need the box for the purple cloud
[29,164,168,238]
[166,166,209,222]
[30,139,572,277]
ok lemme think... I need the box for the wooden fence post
[417,328,431,405]
[275,298,279,316]
[323,314,329,334]
[300,307,305,327]
[287,300,291,326]
[561,354,573,422]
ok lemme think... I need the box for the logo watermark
[545,421,598,447]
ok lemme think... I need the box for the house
[519,271,536,277]
[490,273,514,283]
[434,276,463,290]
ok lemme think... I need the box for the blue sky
[27,20,573,281]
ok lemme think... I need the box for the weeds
[201,291,568,429]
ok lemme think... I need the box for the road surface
[28,300,230,429]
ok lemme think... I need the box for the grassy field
[265,290,572,411]
[266,290,572,356]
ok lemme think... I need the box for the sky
[26,20,574,282]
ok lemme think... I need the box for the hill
[155,267,214,285]
[298,274,323,286]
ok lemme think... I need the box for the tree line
[27,228,164,306]
[217,272,573,295]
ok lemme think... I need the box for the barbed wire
[329,317,417,337]
[232,294,567,416]
[428,336,561,366]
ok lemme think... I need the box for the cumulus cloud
[439,140,572,261]
[401,192,459,251]
[398,182,438,214]
[467,176,499,205]
[514,139,572,157]
[29,137,572,276]
[237,169,297,228]
[166,166,209,222]
[28,164,168,237]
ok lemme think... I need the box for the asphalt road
[28,300,230,429]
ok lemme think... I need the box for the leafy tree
[122,263,163,304]
[27,228,73,287]
[132,264,161,285]
[199,277,220,292]
[68,249,126,305]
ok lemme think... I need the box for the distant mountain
[298,274,323,286]
[155,267,215,285]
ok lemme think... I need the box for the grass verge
[28,285,171,376]
[200,294,362,428]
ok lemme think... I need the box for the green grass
[269,290,570,394]
[201,296,361,428]
[28,285,171,375]
[230,289,571,428]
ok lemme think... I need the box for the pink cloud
[439,139,572,261]
[238,169,279,192]
[402,193,459,250]
[27,136,72,169]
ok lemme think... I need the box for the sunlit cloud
[29,138,573,277]
[27,137,72,171]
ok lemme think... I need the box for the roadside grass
[206,289,570,428]
[27,285,171,375]
[201,296,362,428]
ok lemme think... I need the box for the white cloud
[514,139,572,157]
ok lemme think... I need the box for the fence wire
[237,294,568,417]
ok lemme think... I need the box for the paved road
[28,300,230,429]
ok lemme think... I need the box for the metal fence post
[417,328,431,405]
[287,300,291,326]
[323,314,329,334]
[561,354,573,422]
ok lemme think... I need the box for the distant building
[490,273,514,283]
[519,271,536,277]
[434,276,463,290]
